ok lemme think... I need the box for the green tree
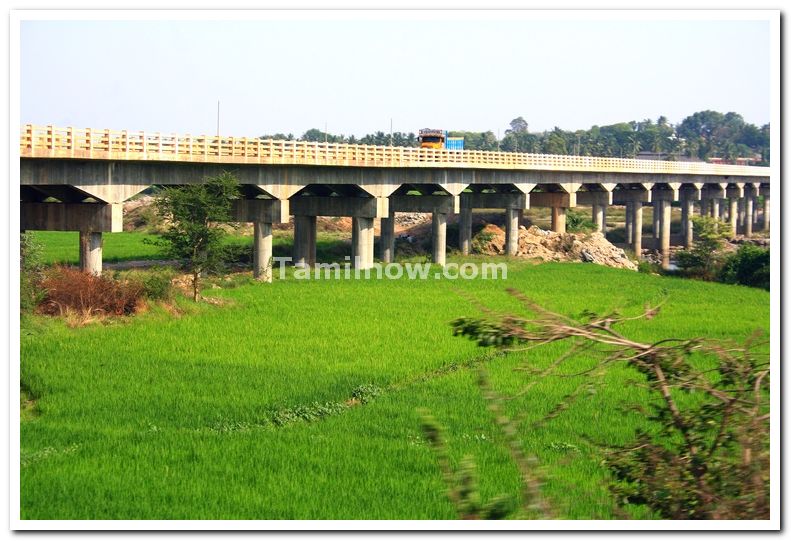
[154,172,240,301]
[506,116,529,134]
[675,216,732,280]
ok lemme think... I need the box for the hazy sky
[20,18,770,138]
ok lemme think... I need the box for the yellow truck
[418,129,464,150]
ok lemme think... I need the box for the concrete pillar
[307,216,316,267]
[659,200,671,270]
[652,200,661,249]
[550,207,566,233]
[352,216,374,269]
[710,198,720,221]
[681,198,694,249]
[459,207,472,255]
[293,215,315,267]
[592,204,605,233]
[728,198,739,239]
[763,196,770,232]
[79,231,102,276]
[744,197,753,238]
[380,216,395,263]
[505,208,519,256]
[432,211,447,266]
[632,204,643,257]
[737,198,746,234]
[753,198,760,225]
[253,221,273,282]
[625,202,633,245]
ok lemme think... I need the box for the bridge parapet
[20,124,769,177]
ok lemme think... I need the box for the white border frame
[8,8,781,532]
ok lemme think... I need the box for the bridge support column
[625,202,633,245]
[432,212,447,266]
[352,217,374,270]
[681,198,695,248]
[380,217,395,263]
[79,231,103,276]
[652,200,662,249]
[710,198,720,221]
[550,207,566,233]
[505,208,519,256]
[762,194,770,233]
[753,197,760,226]
[729,198,739,239]
[744,196,753,238]
[293,215,316,267]
[592,204,606,234]
[631,204,643,257]
[459,207,472,255]
[253,222,273,282]
[658,200,672,270]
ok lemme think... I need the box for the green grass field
[20,243,769,520]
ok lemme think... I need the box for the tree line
[259,110,769,165]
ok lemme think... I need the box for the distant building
[707,154,763,166]
[635,151,700,162]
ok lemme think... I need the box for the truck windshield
[421,137,442,143]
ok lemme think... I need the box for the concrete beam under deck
[289,195,387,218]
[459,192,528,210]
[389,194,455,214]
[21,202,122,232]
[231,198,289,224]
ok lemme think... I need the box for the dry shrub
[38,266,145,319]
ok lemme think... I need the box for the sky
[19,17,771,138]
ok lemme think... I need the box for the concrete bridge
[20,125,771,279]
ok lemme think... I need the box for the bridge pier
[744,193,754,238]
[658,200,672,270]
[432,211,447,266]
[652,200,662,249]
[625,202,633,245]
[459,207,472,255]
[728,198,739,238]
[592,204,606,234]
[79,231,103,276]
[380,217,395,263]
[550,207,566,233]
[761,187,770,232]
[253,222,273,282]
[293,215,316,267]
[352,217,374,270]
[631,203,643,257]
[505,208,519,256]
[681,198,695,248]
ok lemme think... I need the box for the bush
[221,243,253,267]
[39,267,145,317]
[675,216,730,280]
[637,260,662,274]
[20,232,45,313]
[117,267,176,301]
[471,231,495,255]
[719,244,770,290]
[565,209,595,233]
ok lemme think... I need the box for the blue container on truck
[445,136,464,150]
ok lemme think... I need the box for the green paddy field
[20,233,769,520]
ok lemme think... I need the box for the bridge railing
[20,124,769,177]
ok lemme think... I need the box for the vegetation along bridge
[20,125,771,279]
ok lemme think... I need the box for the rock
[471,224,638,271]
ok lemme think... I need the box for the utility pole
[216,100,220,136]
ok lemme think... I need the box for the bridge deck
[20,125,768,177]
